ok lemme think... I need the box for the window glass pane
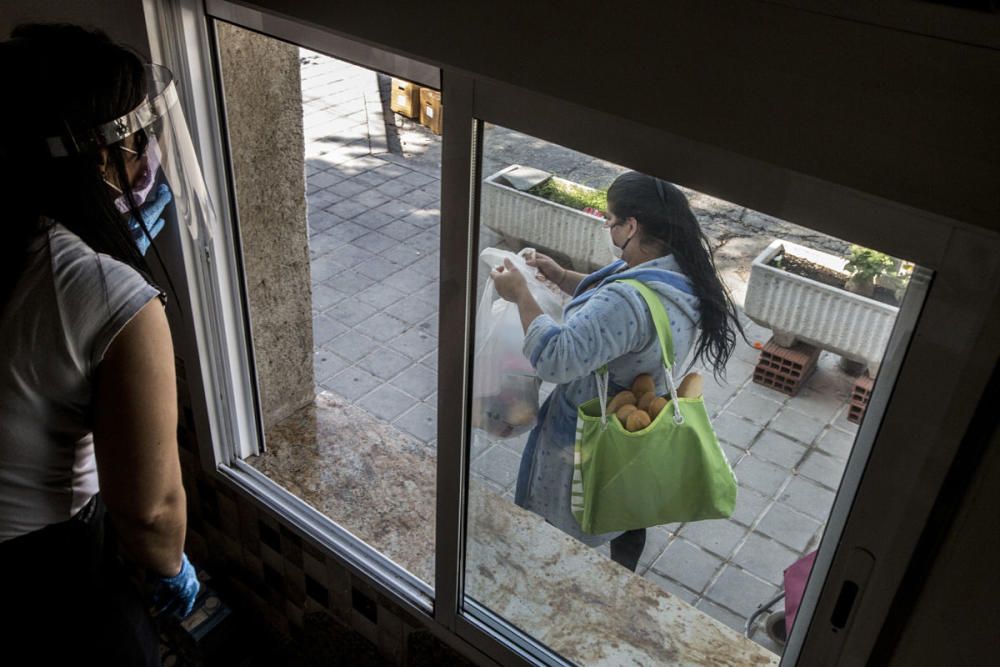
[215,22,441,588]
[463,121,927,662]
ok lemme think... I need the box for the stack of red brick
[752,338,820,397]
[848,374,874,424]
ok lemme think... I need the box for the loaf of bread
[625,409,652,432]
[616,404,638,422]
[677,372,704,398]
[637,391,656,411]
[631,374,655,397]
[648,396,668,419]
[607,390,637,413]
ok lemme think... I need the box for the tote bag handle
[594,278,684,426]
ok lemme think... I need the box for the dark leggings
[0,496,160,665]
[610,528,647,572]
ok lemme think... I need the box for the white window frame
[146,2,1000,666]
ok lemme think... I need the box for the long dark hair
[0,24,155,313]
[608,172,745,378]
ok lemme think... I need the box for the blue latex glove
[128,183,172,256]
[151,552,200,618]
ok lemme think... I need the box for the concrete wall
[216,22,314,431]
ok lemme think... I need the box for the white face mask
[606,226,633,260]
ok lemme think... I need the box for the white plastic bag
[471,248,563,438]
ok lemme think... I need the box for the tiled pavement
[297,49,864,653]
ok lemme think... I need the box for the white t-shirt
[0,223,161,543]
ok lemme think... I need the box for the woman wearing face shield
[0,25,197,663]
[491,172,744,571]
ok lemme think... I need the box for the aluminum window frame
[149,2,1000,665]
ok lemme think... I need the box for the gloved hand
[151,552,200,618]
[128,183,172,256]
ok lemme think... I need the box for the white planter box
[481,165,615,271]
[744,240,898,374]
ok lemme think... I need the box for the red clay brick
[752,338,820,396]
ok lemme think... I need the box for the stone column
[217,22,313,431]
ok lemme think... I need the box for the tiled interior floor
[293,49,866,654]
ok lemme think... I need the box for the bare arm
[556,269,586,295]
[525,251,586,295]
[93,299,186,577]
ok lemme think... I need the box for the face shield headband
[43,64,178,158]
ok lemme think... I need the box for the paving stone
[327,199,370,220]
[417,314,439,337]
[357,347,412,380]
[678,519,747,560]
[471,445,521,489]
[402,188,439,208]
[832,405,861,434]
[355,256,405,282]
[411,281,439,306]
[798,450,845,491]
[307,170,342,190]
[356,282,405,309]
[400,209,440,230]
[310,253,345,284]
[353,209,397,230]
[308,210,342,234]
[631,526,674,573]
[309,232,345,260]
[380,220,423,241]
[470,432,493,461]
[749,431,807,470]
[349,170,392,189]
[326,331,380,362]
[642,573,699,605]
[410,255,440,278]
[732,533,799,586]
[651,538,724,594]
[307,189,340,211]
[393,403,437,443]
[312,314,349,346]
[734,455,789,498]
[384,295,438,325]
[311,283,347,311]
[390,364,437,400]
[325,221,370,244]
[379,245,425,267]
[375,178,417,198]
[327,178,371,198]
[313,348,349,383]
[756,502,822,552]
[362,384,413,421]
[323,367,381,401]
[731,486,770,527]
[770,407,828,445]
[374,199,416,220]
[327,270,376,292]
[371,163,409,180]
[694,598,746,634]
[352,231,397,254]
[785,387,845,424]
[358,312,410,343]
[388,328,437,360]
[779,475,836,521]
[712,412,762,450]
[721,443,744,466]
[392,169,435,188]
[702,377,739,413]
[817,427,855,461]
[350,188,392,211]
[407,230,440,254]
[420,352,438,371]
[727,390,784,426]
[704,565,781,619]
[324,299,378,327]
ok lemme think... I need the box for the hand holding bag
[571,279,737,534]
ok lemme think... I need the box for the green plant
[527,177,608,213]
[844,245,895,282]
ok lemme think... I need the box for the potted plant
[743,240,907,375]
[481,165,615,271]
[843,245,895,298]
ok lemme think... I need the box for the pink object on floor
[784,550,817,633]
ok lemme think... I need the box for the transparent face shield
[44,64,214,252]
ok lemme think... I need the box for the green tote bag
[571,279,737,534]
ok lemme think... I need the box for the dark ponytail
[0,24,155,312]
[608,172,745,379]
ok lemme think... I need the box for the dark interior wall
[242,0,1000,232]
[0,0,151,58]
